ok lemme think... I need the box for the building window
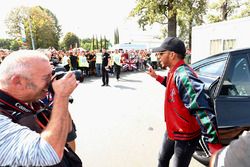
[223,39,236,51]
[210,39,222,55]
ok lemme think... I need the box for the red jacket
[156,60,219,142]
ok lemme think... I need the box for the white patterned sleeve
[0,115,60,166]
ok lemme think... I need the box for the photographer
[0,50,79,166]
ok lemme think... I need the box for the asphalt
[69,70,205,167]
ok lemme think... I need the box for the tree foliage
[62,32,80,50]
[5,6,61,49]
[130,0,207,47]
[80,38,92,51]
[207,0,250,23]
[114,28,119,44]
[91,35,95,50]
[96,35,99,49]
[0,38,21,50]
[177,0,207,48]
[100,36,103,49]
[237,0,250,18]
[208,0,240,22]
[0,39,12,49]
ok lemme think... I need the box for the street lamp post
[28,16,35,50]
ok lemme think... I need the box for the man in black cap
[147,37,222,167]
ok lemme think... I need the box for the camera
[48,66,85,94]
[52,67,84,82]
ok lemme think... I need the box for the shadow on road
[113,85,136,90]
[118,78,142,83]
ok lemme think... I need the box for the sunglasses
[158,51,169,56]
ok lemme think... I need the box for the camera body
[48,66,84,94]
[53,68,84,82]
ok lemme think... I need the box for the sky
[0,0,161,43]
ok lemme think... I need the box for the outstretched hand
[147,66,157,79]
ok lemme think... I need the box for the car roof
[192,47,250,67]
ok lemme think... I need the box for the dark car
[191,48,250,165]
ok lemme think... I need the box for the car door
[192,54,228,90]
[213,49,250,128]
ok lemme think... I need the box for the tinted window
[195,60,226,76]
[219,53,250,96]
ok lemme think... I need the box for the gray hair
[0,50,49,82]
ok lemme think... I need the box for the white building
[112,21,162,51]
[191,16,250,63]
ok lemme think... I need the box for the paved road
[69,70,206,167]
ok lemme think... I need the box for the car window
[195,60,226,76]
[220,54,250,96]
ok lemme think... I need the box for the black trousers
[102,67,109,85]
[114,63,121,80]
[158,132,200,167]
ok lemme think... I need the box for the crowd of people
[51,48,162,76]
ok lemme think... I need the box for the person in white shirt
[61,51,70,71]
[95,50,103,77]
[113,49,122,80]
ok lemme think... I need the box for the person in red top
[147,37,222,167]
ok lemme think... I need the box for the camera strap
[0,89,50,130]
[0,89,36,120]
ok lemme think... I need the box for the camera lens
[48,68,84,94]
[73,70,84,83]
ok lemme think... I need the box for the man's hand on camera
[52,71,78,97]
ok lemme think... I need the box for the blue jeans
[95,64,102,77]
[158,132,200,167]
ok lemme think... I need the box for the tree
[114,28,119,44]
[208,0,240,22]
[130,0,177,37]
[91,35,95,50]
[96,35,99,50]
[10,40,20,51]
[42,6,62,49]
[178,0,207,48]
[100,36,103,49]
[237,0,250,18]
[5,6,61,49]
[0,39,12,49]
[0,38,21,50]
[130,0,207,43]
[80,38,92,50]
[62,32,80,50]
[104,36,107,49]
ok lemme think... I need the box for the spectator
[95,50,102,77]
[69,50,78,70]
[101,48,111,86]
[113,49,122,80]
[61,51,70,71]
[78,51,89,76]
[88,50,96,76]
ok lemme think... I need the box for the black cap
[152,37,186,57]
